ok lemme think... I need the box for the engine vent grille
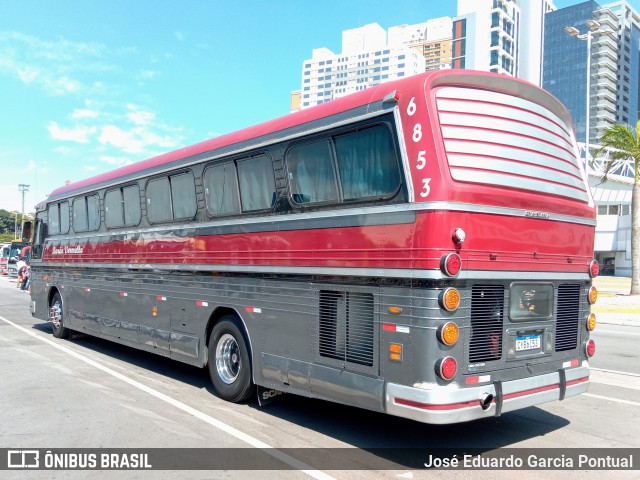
[469,284,505,363]
[319,291,374,367]
[556,283,580,351]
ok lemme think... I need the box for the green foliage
[0,209,33,241]
[594,122,640,183]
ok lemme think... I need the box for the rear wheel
[208,316,253,402]
[50,292,69,339]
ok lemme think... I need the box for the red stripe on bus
[394,397,481,411]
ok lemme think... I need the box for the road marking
[594,330,640,337]
[589,369,640,391]
[0,315,336,480]
[583,393,640,408]
[591,367,640,378]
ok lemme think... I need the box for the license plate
[516,334,541,351]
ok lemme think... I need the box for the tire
[207,315,253,402]
[50,291,70,339]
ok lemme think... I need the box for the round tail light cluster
[436,357,457,381]
[437,321,460,346]
[588,286,598,305]
[439,288,460,312]
[585,339,596,358]
[589,259,599,278]
[441,253,462,277]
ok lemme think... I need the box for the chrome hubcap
[215,334,240,384]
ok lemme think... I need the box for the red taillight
[585,339,596,358]
[441,253,462,277]
[436,356,457,381]
[589,259,599,278]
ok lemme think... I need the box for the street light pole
[564,20,614,164]
[585,30,592,163]
[18,183,29,241]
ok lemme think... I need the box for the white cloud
[127,105,156,126]
[174,31,185,42]
[99,155,134,167]
[71,108,99,120]
[0,31,111,97]
[48,122,96,143]
[98,125,142,153]
[98,123,181,155]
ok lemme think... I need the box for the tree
[595,122,640,295]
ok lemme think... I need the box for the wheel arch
[48,285,62,307]
[203,307,253,372]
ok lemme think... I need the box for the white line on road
[583,393,640,408]
[594,330,640,337]
[591,367,640,378]
[0,315,336,480]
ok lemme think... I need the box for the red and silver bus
[29,70,599,424]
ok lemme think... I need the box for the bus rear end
[383,71,597,424]
[0,243,10,275]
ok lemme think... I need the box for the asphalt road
[0,276,638,480]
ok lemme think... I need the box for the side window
[122,185,141,226]
[60,201,70,234]
[204,163,240,215]
[48,204,60,235]
[87,195,100,230]
[286,140,338,204]
[105,185,141,228]
[47,201,69,235]
[73,197,88,231]
[284,123,401,206]
[334,125,400,200]
[73,194,100,232]
[146,172,196,224]
[237,155,276,211]
[170,172,197,220]
[146,177,172,223]
[105,189,123,228]
[31,211,47,259]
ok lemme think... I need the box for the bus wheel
[50,292,69,339]
[208,316,253,402]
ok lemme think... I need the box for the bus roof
[45,70,570,202]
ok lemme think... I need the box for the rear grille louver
[436,87,590,203]
[555,284,581,351]
[469,285,505,363]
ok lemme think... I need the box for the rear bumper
[385,363,589,424]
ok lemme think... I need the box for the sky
[1,0,639,214]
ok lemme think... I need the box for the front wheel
[207,316,253,402]
[50,292,69,339]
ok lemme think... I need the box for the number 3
[420,178,431,198]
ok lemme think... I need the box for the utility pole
[18,184,29,240]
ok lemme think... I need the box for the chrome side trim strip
[37,262,592,281]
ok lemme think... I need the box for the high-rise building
[388,17,453,71]
[452,0,556,85]
[298,23,427,110]
[543,1,640,154]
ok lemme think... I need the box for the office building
[298,23,427,110]
[452,0,556,85]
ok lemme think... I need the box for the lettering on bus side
[404,96,432,200]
